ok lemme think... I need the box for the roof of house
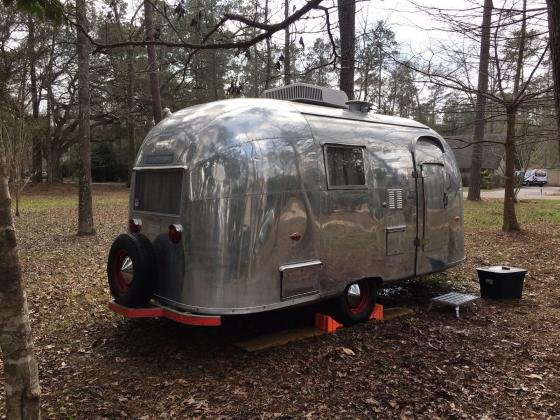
[445,134,505,170]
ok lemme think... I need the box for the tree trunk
[76,0,95,235]
[502,108,520,231]
[283,0,291,85]
[338,0,355,99]
[264,0,272,89]
[251,0,259,97]
[501,0,526,231]
[47,146,62,184]
[144,0,162,124]
[28,18,42,183]
[377,43,382,111]
[467,0,493,201]
[547,0,560,159]
[0,137,41,420]
[126,47,135,187]
[45,32,55,184]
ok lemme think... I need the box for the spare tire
[107,233,156,307]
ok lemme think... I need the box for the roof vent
[262,83,348,108]
[346,100,372,113]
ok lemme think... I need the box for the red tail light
[169,224,183,244]
[128,218,142,233]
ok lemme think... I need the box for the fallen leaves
[525,374,543,380]
[340,347,355,356]
[0,187,558,418]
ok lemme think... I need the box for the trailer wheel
[333,279,377,325]
[107,233,156,307]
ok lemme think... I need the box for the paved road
[464,186,560,200]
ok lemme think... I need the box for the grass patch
[464,199,560,228]
[19,196,78,210]
[19,192,128,212]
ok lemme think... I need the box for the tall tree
[76,0,94,235]
[109,0,136,186]
[0,3,62,419]
[27,17,42,183]
[338,0,355,99]
[125,47,135,184]
[283,0,291,85]
[264,0,272,89]
[0,139,40,419]
[144,0,162,124]
[546,0,560,158]
[355,20,397,107]
[467,0,493,201]
[501,0,527,231]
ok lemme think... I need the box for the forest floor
[1,183,560,419]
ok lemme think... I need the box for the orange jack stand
[315,304,384,333]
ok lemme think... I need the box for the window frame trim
[322,143,368,190]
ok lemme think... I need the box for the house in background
[445,134,505,186]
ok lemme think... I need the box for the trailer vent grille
[262,83,348,108]
[265,84,323,102]
[388,189,403,210]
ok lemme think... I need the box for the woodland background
[1,0,557,189]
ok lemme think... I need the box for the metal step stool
[428,292,478,318]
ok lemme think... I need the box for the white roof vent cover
[262,83,348,109]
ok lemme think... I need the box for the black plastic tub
[476,266,527,299]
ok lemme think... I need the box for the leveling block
[107,301,221,327]
[235,304,387,352]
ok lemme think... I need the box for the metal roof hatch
[262,83,348,109]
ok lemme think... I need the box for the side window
[324,145,366,188]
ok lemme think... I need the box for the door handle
[382,202,387,207]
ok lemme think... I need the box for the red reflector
[128,218,142,233]
[169,224,182,244]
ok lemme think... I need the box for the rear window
[133,170,183,214]
[535,170,546,177]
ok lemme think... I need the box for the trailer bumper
[108,301,221,326]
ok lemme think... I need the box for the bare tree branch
[66,0,325,53]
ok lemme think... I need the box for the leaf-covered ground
[1,184,560,418]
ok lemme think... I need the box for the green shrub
[480,169,495,189]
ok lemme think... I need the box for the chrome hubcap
[346,283,362,308]
[121,257,134,285]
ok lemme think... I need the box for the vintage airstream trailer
[107,84,464,325]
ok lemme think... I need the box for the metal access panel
[279,261,322,300]
[386,225,408,256]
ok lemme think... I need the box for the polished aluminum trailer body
[131,98,464,315]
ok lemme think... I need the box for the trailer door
[415,137,449,275]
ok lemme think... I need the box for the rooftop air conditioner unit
[262,83,348,109]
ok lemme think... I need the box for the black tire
[332,279,377,326]
[107,233,157,307]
